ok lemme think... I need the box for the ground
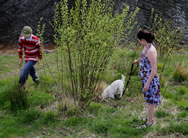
[0,44,187,137]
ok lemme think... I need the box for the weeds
[0,78,28,111]
[177,100,188,111]
[90,119,112,135]
[65,116,91,127]
[57,96,81,116]
[155,110,171,118]
[16,109,41,123]
[28,90,55,107]
[178,86,187,95]
[88,102,104,115]
[159,122,188,135]
[177,111,188,120]
[8,88,28,111]
[173,65,188,82]
[42,111,57,124]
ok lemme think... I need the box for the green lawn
[0,48,187,137]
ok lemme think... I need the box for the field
[0,46,188,137]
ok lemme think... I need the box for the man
[18,26,42,88]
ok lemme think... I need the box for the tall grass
[173,65,188,82]
[0,78,28,111]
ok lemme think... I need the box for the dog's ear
[121,74,125,81]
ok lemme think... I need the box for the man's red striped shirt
[18,34,42,61]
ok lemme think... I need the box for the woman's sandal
[142,118,147,122]
[136,120,153,129]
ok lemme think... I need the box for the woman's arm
[144,47,157,91]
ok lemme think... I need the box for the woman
[134,29,161,128]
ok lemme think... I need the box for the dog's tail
[121,74,125,82]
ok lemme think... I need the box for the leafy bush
[51,0,139,106]
[150,9,183,57]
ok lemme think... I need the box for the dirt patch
[0,43,17,55]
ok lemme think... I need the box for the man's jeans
[19,61,39,85]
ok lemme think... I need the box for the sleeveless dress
[139,44,161,106]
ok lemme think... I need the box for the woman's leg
[147,104,155,124]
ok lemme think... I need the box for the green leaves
[150,9,183,57]
[52,0,139,105]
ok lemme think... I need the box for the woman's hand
[144,83,149,92]
[19,58,23,66]
[133,59,140,64]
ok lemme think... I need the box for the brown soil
[0,43,17,55]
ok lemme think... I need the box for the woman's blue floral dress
[139,44,161,106]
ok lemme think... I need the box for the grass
[0,48,188,137]
[158,122,188,135]
[0,55,19,78]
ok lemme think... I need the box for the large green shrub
[51,0,139,106]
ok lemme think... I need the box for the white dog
[101,75,125,99]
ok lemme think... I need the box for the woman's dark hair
[137,29,155,43]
